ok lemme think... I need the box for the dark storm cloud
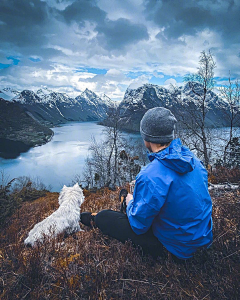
[144,0,240,43]
[0,0,50,47]
[61,0,106,25]
[0,0,149,58]
[96,18,149,50]
[61,1,149,50]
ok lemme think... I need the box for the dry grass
[208,166,240,184]
[0,187,239,300]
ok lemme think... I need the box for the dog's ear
[63,185,67,189]
[74,183,79,188]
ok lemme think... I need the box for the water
[0,122,239,192]
[0,122,112,192]
[178,127,240,162]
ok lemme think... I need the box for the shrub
[0,174,48,225]
[209,166,240,184]
[0,178,18,225]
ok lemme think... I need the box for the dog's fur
[24,183,84,246]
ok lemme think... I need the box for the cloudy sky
[0,0,239,101]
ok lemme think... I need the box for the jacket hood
[147,138,195,174]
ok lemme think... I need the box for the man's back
[127,138,213,259]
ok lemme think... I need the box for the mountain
[0,98,53,158]
[100,93,116,107]
[12,90,43,104]
[0,87,20,101]
[118,84,173,131]
[176,82,232,128]
[6,87,114,126]
[118,83,238,132]
[13,89,82,125]
[75,89,111,121]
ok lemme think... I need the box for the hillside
[0,98,53,158]
[0,185,239,299]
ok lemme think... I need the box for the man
[81,107,213,260]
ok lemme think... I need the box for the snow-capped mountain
[118,84,173,131]
[75,88,111,121]
[118,83,238,131]
[36,87,77,106]
[1,86,114,126]
[36,87,52,98]
[0,87,20,101]
[100,93,116,107]
[12,90,43,104]
[120,84,172,109]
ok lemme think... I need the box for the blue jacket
[126,138,212,259]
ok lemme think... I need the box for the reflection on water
[0,122,109,192]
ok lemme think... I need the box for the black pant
[95,209,166,258]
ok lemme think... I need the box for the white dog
[24,183,84,246]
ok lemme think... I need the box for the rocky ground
[0,185,239,299]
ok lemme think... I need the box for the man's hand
[126,193,133,206]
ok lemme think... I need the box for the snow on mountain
[36,87,53,102]
[77,88,101,107]
[119,83,171,118]
[1,86,114,108]
[12,90,42,104]
[100,93,115,107]
[75,88,112,120]
[77,89,114,107]
[118,82,234,131]
[181,82,219,107]
[121,82,219,109]
[118,84,170,131]
[45,92,76,105]
[0,88,20,101]
[37,88,76,105]
[122,84,172,107]
[10,88,76,106]
[1,85,114,125]
[123,85,147,105]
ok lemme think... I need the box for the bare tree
[88,138,108,187]
[82,108,145,189]
[176,50,216,167]
[82,156,95,188]
[82,107,123,189]
[103,107,122,187]
[218,76,240,164]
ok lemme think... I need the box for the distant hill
[0,98,53,158]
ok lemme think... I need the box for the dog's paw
[25,242,33,248]
[24,236,35,247]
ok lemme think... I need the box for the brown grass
[0,187,239,299]
[208,166,240,184]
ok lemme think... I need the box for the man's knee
[95,209,128,234]
[95,209,113,230]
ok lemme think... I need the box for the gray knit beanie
[140,107,177,144]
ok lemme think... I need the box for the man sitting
[81,107,213,260]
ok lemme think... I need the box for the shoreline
[0,131,55,159]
